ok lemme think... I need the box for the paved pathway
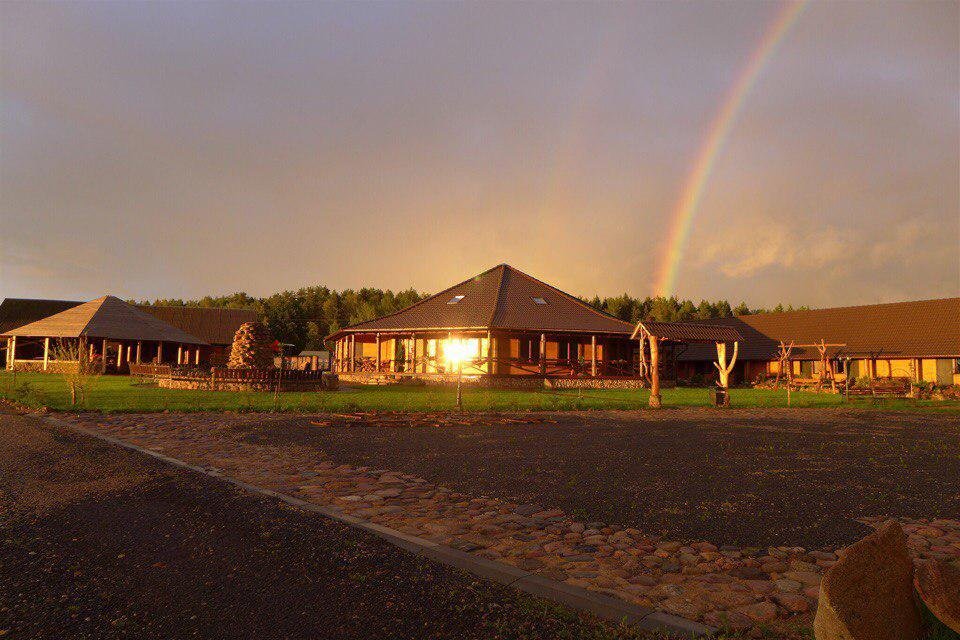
[66,414,960,637]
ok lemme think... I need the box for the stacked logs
[227,322,275,369]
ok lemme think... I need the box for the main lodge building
[327,264,646,383]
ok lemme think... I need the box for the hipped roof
[0,298,82,334]
[678,297,960,361]
[329,264,634,339]
[3,296,206,344]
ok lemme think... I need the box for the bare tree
[50,339,97,406]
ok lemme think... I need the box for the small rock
[734,601,778,623]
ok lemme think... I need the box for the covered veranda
[331,329,643,379]
[3,296,206,373]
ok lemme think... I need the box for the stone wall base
[10,361,81,374]
[158,375,337,392]
[337,373,649,390]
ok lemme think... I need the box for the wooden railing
[336,356,647,378]
[209,367,325,381]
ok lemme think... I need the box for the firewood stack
[227,322,275,369]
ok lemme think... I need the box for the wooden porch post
[486,330,493,375]
[539,333,546,376]
[136,341,142,364]
[9,336,16,369]
[375,333,381,372]
[43,337,50,371]
[126,345,133,365]
[177,345,183,365]
[412,335,419,374]
[649,335,662,408]
[157,341,163,364]
[89,342,95,362]
[591,335,597,377]
[195,348,200,365]
[101,339,108,374]
[4,337,10,370]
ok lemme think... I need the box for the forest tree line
[138,287,807,352]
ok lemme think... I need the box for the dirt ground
[235,408,960,548]
[0,410,657,640]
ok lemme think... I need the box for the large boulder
[914,560,960,633]
[814,520,921,640]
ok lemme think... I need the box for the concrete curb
[47,415,714,638]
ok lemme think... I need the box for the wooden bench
[847,377,912,400]
[789,377,821,390]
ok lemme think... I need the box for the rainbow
[653,1,806,297]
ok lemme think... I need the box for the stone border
[45,414,713,638]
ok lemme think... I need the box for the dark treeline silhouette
[138,288,805,352]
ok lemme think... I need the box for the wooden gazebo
[3,296,206,373]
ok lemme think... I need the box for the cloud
[692,220,853,278]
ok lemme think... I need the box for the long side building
[678,298,960,385]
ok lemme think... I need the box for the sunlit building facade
[327,264,645,382]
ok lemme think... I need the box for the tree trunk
[648,336,661,408]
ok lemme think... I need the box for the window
[532,297,547,305]
[447,295,465,305]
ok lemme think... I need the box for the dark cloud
[2,1,957,306]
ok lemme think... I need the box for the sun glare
[444,338,478,368]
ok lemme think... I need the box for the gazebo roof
[329,264,634,339]
[3,296,206,344]
[632,321,742,343]
[0,298,82,334]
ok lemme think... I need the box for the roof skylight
[447,295,465,305]
[532,297,547,305]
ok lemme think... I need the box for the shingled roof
[4,296,206,344]
[678,297,960,361]
[329,264,634,338]
[0,298,82,334]
[633,321,742,343]
[138,306,258,345]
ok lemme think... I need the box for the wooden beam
[157,341,163,364]
[101,339,107,374]
[375,333,381,372]
[136,341,142,364]
[43,337,50,371]
[177,345,183,365]
[195,348,200,365]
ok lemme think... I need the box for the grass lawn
[2,370,957,414]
